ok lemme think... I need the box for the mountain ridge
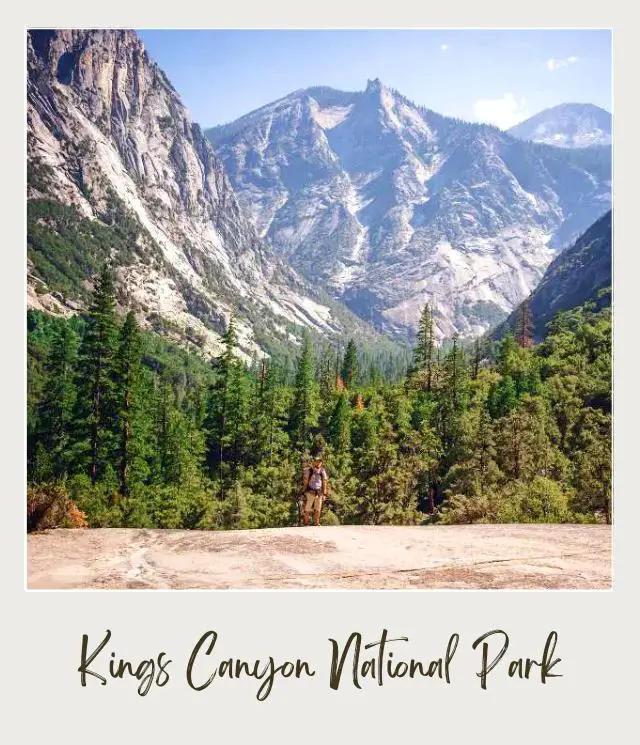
[490,209,612,342]
[508,103,611,149]
[26,30,397,361]
[207,80,611,340]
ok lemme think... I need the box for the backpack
[307,465,325,492]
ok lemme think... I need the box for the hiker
[302,456,328,526]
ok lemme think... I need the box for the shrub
[500,477,573,523]
[320,508,341,526]
[440,477,573,525]
[27,483,88,532]
[440,493,493,524]
[144,484,210,530]
[66,474,123,527]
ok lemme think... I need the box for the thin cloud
[547,56,579,72]
[440,44,448,51]
[472,92,529,130]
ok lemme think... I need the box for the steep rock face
[27,30,379,359]
[508,103,612,149]
[492,210,612,341]
[209,81,611,340]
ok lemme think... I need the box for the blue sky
[137,29,612,129]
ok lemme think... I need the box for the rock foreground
[27,524,611,590]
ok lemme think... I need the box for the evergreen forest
[27,266,612,531]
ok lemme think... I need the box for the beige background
[4,3,638,742]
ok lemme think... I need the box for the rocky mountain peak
[508,102,611,148]
[209,85,612,340]
[27,29,387,360]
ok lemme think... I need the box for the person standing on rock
[302,456,328,526]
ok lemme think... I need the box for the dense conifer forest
[27,266,611,531]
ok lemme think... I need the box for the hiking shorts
[304,489,324,512]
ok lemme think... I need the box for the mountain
[27,30,393,361]
[207,81,611,340]
[508,103,612,149]
[491,210,612,341]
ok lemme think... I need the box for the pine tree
[570,409,611,523]
[495,407,534,481]
[35,323,78,479]
[151,375,173,484]
[352,405,379,454]
[205,318,236,474]
[252,360,289,465]
[468,408,500,496]
[367,360,382,386]
[150,371,206,494]
[228,368,250,470]
[318,349,336,399]
[516,299,534,349]
[488,375,518,418]
[497,333,518,376]
[448,334,461,408]
[72,265,118,483]
[334,349,342,387]
[328,393,352,453]
[352,413,421,526]
[164,406,206,489]
[205,317,249,476]
[341,340,359,388]
[414,302,435,390]
[289,334,318,452]
[472,338,482,380]
[435,333,469,472]
[112,311,149,496]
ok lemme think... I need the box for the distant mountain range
[208,82,611,340]
[491,209,612,342]
[26,30,613,353]
[508,103,611,149]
